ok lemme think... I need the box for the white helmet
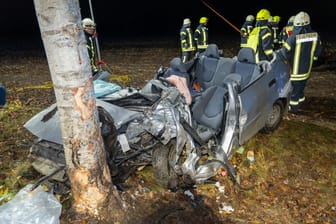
[288,15,295,23]
[81,18,96,28]
[183,18,191,25]
[294,11,310,26]
[246,15,255,22]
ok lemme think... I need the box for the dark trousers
[289,80,307,112]
[182,51,193,63]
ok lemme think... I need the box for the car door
[238,70,278,144]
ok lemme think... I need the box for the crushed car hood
[24,99,143,145]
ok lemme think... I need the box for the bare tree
[33,0,124,220]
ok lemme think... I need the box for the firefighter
[246,9,273,63]
[279,15,295,46]
[194,17,209,54]
[180,18,196,63]
[281,11,322,113]
[81,18,98,75]
[268,15,281,49]
[240,15,255,48]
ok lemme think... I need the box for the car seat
[232,47,260,88]
[194,44,220,90]
[191,85,227,142]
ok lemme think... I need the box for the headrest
[204,44,220,59]
[237,47,256,64]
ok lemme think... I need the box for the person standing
[180,18,196,63]
[281,11,322,113]
[194,17,209,54]
[240,15,255,48]
[81,18,99,76]
[246,9,274,62]
[279,15,295,46]
[268,15,281,49]
[0,85,6,109]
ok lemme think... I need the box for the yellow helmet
[256,9,271,21]
[199,17,208,24]
[273,16,281,23]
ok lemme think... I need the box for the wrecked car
[24,45,292,190]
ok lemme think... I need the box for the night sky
[1,0,335,48]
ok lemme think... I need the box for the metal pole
[201,0,241,34]
[88,0,102,70]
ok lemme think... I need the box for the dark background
[1,0,335,49]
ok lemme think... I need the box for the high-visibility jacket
[240,21,254,47]
[269,22,280,46]
[180,25,195,52]
[246,20,273,63]
[84,32,98,74]
[281,25,322,81]
[194,24,208,51]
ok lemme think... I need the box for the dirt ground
[0,37,336,223]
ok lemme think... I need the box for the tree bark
[33,0,120,218]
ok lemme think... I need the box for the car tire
[261,100,284,134]
[152,139,179,190]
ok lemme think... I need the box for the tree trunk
[33,0,122,219]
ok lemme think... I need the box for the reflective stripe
[283,42,290,51]
[299,96,305,102]
[197,44,208,49]
[187,29,193,48]
[293,42,301,75]
[296,33,318,43]
[88,37,97,73]
[308,40,317,75]
[291,32,318,81]
[265,49,273,55]
[290,100,299,105]
[262,32,271,40]
[290,73,309,81]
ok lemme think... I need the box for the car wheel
[152,139,179,190]
[261,100,284,134]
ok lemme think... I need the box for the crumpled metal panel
[24,99,143,145]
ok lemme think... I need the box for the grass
[0,101,46,205]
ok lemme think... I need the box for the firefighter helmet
[183,18,191,25]
[294,11,310,26]
[199,17,208,24]
[256,9,271,21]
[273,16,281,23]
[246,15,255,22]
[288,16,295,24]
[81,18,96,29]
